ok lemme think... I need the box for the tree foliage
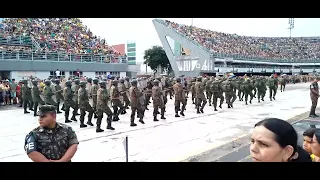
[143,46,172,74]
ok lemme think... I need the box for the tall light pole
[288,18,294,38]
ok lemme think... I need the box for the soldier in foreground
[255,77,266,103]
[195,76,207,113]
[62,80,76,123]
[78,81,94,128]
[152,79,165,121]
[129,79,144,126]
[96,81,115,132]
[31,80,45,117]
[24,105,79,162]
[22,80,33,114]
[309,76,320,117]
[91,79,99,119]
[173,77,186,117]
[110,80,125,121]
[54,79,63,114]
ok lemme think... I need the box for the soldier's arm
[310,84,319,96]
[24,131,50,162]
[58,126,78,162]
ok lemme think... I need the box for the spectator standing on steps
[24,105,79,162]
[309,76,320,118]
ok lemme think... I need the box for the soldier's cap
[38,105,57,117]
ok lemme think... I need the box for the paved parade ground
[0,83,313,162]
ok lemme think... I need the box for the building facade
[127,41,136,65]
[0,50,128,80]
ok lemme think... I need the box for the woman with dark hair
[250,118,312,162]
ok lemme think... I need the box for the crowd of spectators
[0,18,122,58]
[161,19,320,61]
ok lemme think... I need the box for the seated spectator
[159,19,320,62]
[0,18,122,60]
[250,118,312,162]
[303,128,320,162]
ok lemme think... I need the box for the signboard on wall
[18,71,36,77]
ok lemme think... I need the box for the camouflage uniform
[54,79,63,114]
[152,79,165,121]
[310,77,320,117]
[22,80,33,113]
[129,79,144,126]
[267,76,277,101]
[43,80,57,107]
[110,80,125,121]
[24,105,79,162]
[78,81,94,128]
[62,80,77,123]
[71,79,80,115]
[96,81,114,132]
[145,78,153,110]
[210,78,222,111]
[223,78,237,108]
[173,77,186,117]
[254,77,267,103]
[195,77,207,113]
[91,79,99,118]
[205,77,214,106]
[279,77,286,92]
[190,78,196,105]
[119,79,130,114]
[31,80,45,117]
[241,79,254,105]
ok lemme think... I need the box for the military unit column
[19,74,284,133]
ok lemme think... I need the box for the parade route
[0,83,312,162]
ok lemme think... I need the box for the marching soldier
[129,79,144,126]
[96,81,115,132]
[242,79,254,105]
[72,79,80,116]
[62,80,77,123]
[145,78,153,110]
[267,75,277,101]
[223,77,237,108]
[173,77,186,117]
[43,80,58,110]
[22,80,33,114]
[255,77,267,103]
[195,76,207,113]
[54,79,63,114]
[309,76,320,117]
[124,76,131,109]
[119,79,130,114]
[190,77,196,105]
[205,77,214,106]
[152,79,166,121]
[91,78,99,118]
[78,81,94,128]
[110,80,125,121]
[31,80,45,117]
[210,78,221,111]
[279,76,286,92]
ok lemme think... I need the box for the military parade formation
[18,74,295,133]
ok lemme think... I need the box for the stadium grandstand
[153,19,320,77]
[0,18,128,80]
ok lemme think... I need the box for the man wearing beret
[24,105,79,162]
[310,76,320,117]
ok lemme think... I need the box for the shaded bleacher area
[0,18,125,63]
[156,19,320,62]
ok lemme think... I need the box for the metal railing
[155,19,320,64]
[0,35,32,47]
[0,50,127,63]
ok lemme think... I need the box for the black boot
[86,112,94,126]
[65,115,72,123]
[107,117,115,130]
[196,106,200,114]
[96,116,104,132]
[180,111,185,116]
[130,118,137,127]
[219,104,222,109]
[61,104,65,111]
[80,114,87,128]
[214,108,218,111]
[153,115,159,122]
[71,114,77,121]
[160,108,166,119]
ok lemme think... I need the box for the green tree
[143,46,172,74]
